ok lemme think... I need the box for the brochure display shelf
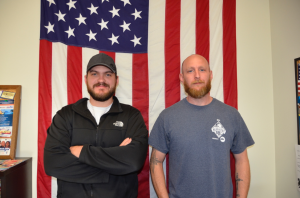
[0,157,32,198]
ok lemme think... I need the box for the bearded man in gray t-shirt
[149,54,254,198]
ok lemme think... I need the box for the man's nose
[194,70,200,79]
[97,74,105,82]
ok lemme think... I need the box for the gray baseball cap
[86,53,117,74]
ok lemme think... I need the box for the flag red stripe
[132,53,149,124]
[223,1,238,197]
[132,53,150,198]
[196,0,210,61]
[164,0,181,192]
[223,0,237,109]
[67,46,82,104]
[164,0,181,109]
[37,39,52,198]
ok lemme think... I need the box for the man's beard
[87,82,116,102]
[184,79,211,99]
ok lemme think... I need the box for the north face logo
[113,121,124,127]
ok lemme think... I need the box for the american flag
[37,0,237,198]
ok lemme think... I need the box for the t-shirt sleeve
[230,112,255,154]
[149,113,169,154]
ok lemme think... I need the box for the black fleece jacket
[44,96,148,198]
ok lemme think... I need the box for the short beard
[184,79,211,99]
[87,82,116,102]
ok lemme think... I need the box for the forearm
[235,153,250,198]
[70,137,145,176]
[150,149,169,198]
[79,136,148,175]
[44,147,109,183]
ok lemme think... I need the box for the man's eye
[106,73,112,77]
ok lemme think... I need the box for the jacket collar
[72,96,123,118]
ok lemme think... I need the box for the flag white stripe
[115,53,133,106]
[51,42,68,198]
[51,178,57,198]
[148,0,166,132]
[209,0,224,102]
[52,42,68,117]
[180,0,196,100]
[148,0,166,197]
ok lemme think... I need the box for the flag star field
[41,0,149,53]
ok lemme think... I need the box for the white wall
[0,0,299,198]
[270,0,300,197]
[0,1,40,198]
[237,1,276,197]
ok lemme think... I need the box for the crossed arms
[70,137,132,158]
[44,108,148,183]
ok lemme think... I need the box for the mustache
[93,82,109,88]
[192,80,205,84]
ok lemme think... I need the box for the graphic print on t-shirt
[211,119,226,142]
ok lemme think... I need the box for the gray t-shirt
[149,98,254,198]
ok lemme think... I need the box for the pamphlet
[0,138,10,155]
[0,91,15,100]
[0,100,14,137]
[0,159,25,171]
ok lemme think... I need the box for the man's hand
[119,138,132,146]
[70,145,83,158]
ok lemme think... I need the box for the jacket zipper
[96,126,99,146]
[96,113,107,145]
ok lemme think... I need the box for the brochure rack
[0,85,21,159]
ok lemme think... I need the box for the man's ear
[116,75,119,86]
[179,73,184,84]
[84,74,87,85]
